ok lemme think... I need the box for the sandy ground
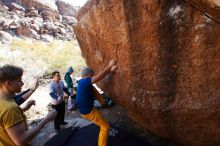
[22,85,179,146]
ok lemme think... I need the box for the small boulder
[8,3,25,12]
[9,21,19,29]
[30,24,40,32]
[56,0,79,17]
[40,10,55,20]
[44,22,56,31]
[62,15,77,25]
[16,27,39,39]
[0,30,12,43]
[0,4,9,12]
[25,7,39,17]
[40,34,54,42]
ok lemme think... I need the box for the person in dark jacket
[64,67,77,111]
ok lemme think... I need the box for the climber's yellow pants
[81,108,110,146]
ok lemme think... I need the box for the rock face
[185,0,220,23]
[74,0,220,145]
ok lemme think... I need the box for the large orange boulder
[74,0,220,145]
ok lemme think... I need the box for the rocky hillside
[0,0,80,43]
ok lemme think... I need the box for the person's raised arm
[6,110,56,146]
[91,59,117,84]
[13,89,30,105]
[21,79,39,101]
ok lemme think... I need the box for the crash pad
[44,124,153,146]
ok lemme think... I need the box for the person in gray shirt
[49,71,70,132]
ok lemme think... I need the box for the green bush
[5,38,86,76]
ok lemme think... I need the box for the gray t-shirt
[49,80,65,105]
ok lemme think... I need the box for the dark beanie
[68,67,74,73]
[81,67,94,76]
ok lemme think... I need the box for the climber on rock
[76,59,118,146]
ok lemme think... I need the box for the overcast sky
[63,0,88,6]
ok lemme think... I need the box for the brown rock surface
[185,0,220,23]
[16,27,39,39]
[74,0,220,145]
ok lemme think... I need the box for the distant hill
[0,0,80,43]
